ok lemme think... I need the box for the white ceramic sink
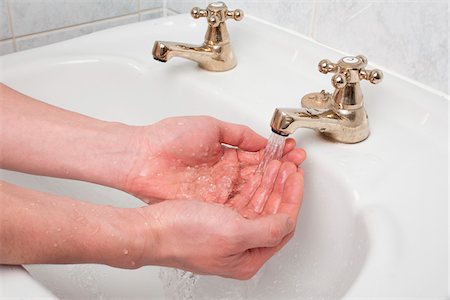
[0,14,448,299]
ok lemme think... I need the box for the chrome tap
[152,2,243,71]
[271,55,383,143]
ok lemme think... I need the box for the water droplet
[123,249,129,255]
[56,227,61,232]
[130,261,136,267]
[53,243,58,247]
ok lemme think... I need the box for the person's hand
[124,116,305,205]
[131,166,303,279]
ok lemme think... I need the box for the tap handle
[318,55,383,89]
[191,7,208,19]
[191,2,244,27]
[318,59,338,74]
[359,68,383,84]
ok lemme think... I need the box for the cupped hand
[132,166,303,279]
[124,116,306,205]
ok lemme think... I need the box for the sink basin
[0,14,448,299]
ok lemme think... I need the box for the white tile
[165,8,178,16]
[166,0,207,14]
[16,14,139,51]
[10,0,139,37]
[228,0,314,36]
[140,0,164,10]
[0,39,14,55]
[140,9,164,21]
[0,0,12,39]
[314,1,448,93]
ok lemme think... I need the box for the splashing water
[256,132,286,174]
[159,268,199,300]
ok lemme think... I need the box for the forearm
[0,180,145,268]
[0,83,142,190]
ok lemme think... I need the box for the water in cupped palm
[158,132,286,299]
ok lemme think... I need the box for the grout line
[13,7,165,45]
[164,8,178,16]
[163,0,167,16]
[138,7,165,20]
[13,13,141,42]
[5,0,17,52]
[12,11,143,39]
[13,6,166,39]
[308,0,319,39]
[138,0,142,21]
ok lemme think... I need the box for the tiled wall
[0,0,170,54]
[0,0,448,93]
[168,0,449,94]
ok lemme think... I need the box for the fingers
[283,138,296,155]
[231,169,304,279]
[240,213,293,249]
[263,162,298,215]
[276,171,304,224]
[281,148,307,166]
[243,160,281,215]
[236,149,260,165]
[218,120,267,152]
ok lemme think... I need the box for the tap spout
[270,106,369,143]
[152,40,236,71]
[270,108,343,136]
[153,41,212,63]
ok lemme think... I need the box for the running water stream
[256,132,286,173]
[159,132,286,299]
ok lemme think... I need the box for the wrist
[82,122,146,191]
[97,206,148,269]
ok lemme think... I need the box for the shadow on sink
[188,160,370,299]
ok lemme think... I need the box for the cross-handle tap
[318,55,383,109]
[270,55,383,143]
[191,2,243,28]
[152,1,244,71]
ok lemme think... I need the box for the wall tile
[140,9,164,21]
[10,0,139,37]
[15,14,139,51]
[228,0,314,36]
[165,8,177,16]
[314,1,448,93]
[166,0,207,14]
[140,0,164,10]
[0,39,14,55]
[0,0,12,39]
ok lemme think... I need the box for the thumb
[218,120,267,152]
[240,213,294,249]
